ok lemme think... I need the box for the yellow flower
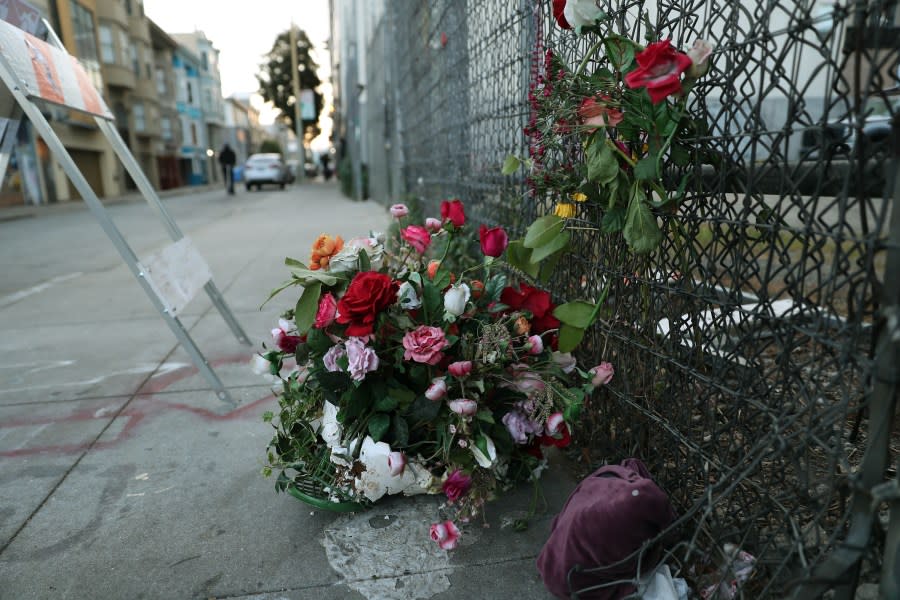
[570,192,588,203]
[554,203,576,218]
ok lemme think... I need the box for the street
[0,183,570,599]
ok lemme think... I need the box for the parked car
[800,98,895,160]
[243,153,290,190]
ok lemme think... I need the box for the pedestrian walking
[219,144,236,194]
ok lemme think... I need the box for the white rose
[397,281,422,309]
[443,283,471,318]
[564,0,604,33]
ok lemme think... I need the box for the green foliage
[256,29,324,137]
[259,139,282,154]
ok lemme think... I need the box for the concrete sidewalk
[0,182,573,599]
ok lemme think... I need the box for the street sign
[0,19,110,118]
[0,16,250,404]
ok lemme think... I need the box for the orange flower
[514,316,531,335]
[309,234,344,270]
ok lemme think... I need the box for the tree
[259,139,282,154]
[257,29,323,138]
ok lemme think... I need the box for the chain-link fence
[349,0,899,597]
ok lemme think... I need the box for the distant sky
[143,0,333,144]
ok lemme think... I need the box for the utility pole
[289,21,304,183]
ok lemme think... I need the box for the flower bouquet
[259,199,608,547]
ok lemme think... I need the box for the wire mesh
[359,0,898,597]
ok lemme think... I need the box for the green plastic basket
[286,478,365,513]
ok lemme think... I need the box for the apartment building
[171,31,224,185]
[149,20,182,189]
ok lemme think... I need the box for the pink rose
[314,292,338,329]
[425,217,442,232]
[387,451,406,476]
[323,344,346,372]
[502,408,542,444]
[448,361,472,378]
[442,469,472,502]
[590,362,615,386]
[390,203,409,218]
[624,39,692,104]
[448,398,477,416]
[401,225,432,254]
[425,377,448,401]
[578,95,624,128]
[526,334,544,355]
[402,325,448,365]
[430,520,461,550]
[345,337,379,381]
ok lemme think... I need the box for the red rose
[500,283,560,334]
[440,199,466,227]
[336,272,399,337]
[552,0,571,28]
[624,39,692,104]
[479,224,509,257]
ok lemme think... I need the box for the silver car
[243,153,290,191]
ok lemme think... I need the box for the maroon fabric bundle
[537,458,676,599]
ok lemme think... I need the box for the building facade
[172,31,224,184]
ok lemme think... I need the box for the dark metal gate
[348,0,899,596]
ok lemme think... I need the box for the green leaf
[357,248,371,272]
[538,247,564,284]
[287,267,340,287]
[262,411,274,422]
[558,323,586,353]
[501,154,520,175]
[601,206,626,233]
[484,272,509,302]
[306,328,332,353]
[368,413,390,442]
[260,278,300,308]
[523,215,565,249]
[294,282,322,333]
[406,395,441,424]
[585,139,619,185]
[374,394,399,412]
[604,34,636,69]
[422,281,442,320]
[432,268,451,291]
[319,371,352,394]
[623,188,663,254]
[505,241,539,278]
[553,300,597,329]
[476,410,495,424]
[529,230,570,263]
[343,385,369,420]
[633,156,659,181]
[670,144,691,167]
[391,415,409,446]
[284,257,307,269]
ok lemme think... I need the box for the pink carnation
[402,325,447,365]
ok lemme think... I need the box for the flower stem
[575,40,604,77]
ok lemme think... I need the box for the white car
[243,153,290,191]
